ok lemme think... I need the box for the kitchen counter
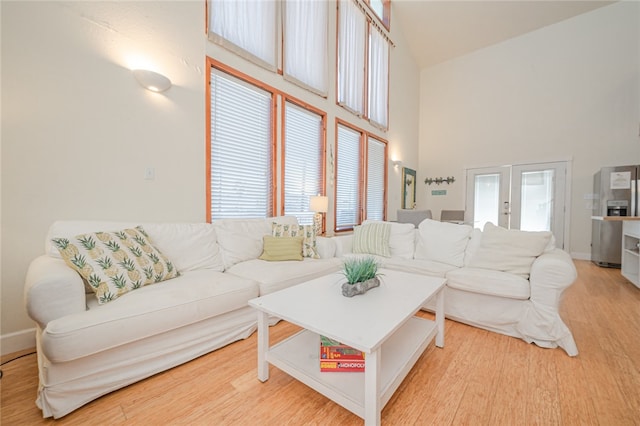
[591,216,640,221]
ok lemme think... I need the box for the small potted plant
[341,257,381,297]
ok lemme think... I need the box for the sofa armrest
[333,234,353,258]
[24,255,87,329]
[529,248,577,305]
[315,236,336,259]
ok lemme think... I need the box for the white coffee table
[248,269,446,425]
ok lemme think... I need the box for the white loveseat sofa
[334,219,578,357]
[24,217,341,419]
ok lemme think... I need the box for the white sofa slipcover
[334,219,579,357]
[24,218,341,419]
[24,216,578,419]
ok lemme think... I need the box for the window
[367,0,390,29]
[208,0,277,70]
[335,122,388,231]
[337,0,366,116]
[366,137,386,220]
[338,0,391,129]
[208,66,274,220]
[283,0,328,96]
[335,124,362,231]
[283,101,325,225]
[368,26,389,128]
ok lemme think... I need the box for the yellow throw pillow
[259,235,304,261]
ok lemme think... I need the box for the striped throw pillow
[352,222,391,257]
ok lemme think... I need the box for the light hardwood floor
[2,260,639,425]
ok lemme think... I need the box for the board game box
[320,335,365,372]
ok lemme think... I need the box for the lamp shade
[133,69,172,92]
[309,195,328,213]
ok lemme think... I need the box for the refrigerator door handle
[633,179,638,216]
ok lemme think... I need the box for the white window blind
[283,102,323,225]
[368,26,389,128]
[283,0,328,96]
[336,124,362,231]
[366,137,386,220]
[209,0,277,70]
[209,68,273,219]
[337,0,366,116]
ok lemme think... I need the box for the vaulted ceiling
[392,0,615,68]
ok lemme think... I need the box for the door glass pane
[474,174,500,229]
[520,170,554,231]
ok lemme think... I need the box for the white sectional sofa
[24,216,578,418]
[24,217,341,419]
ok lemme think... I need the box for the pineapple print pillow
[271,223,319,259]
[52,226,180,304]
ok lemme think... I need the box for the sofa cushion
[383,257,456,278]
[214,216,298,269]
[467,222,552,278]
[446,267,531,300]
[226,257,342,295]
[463,228,483,266]
[46,221,225,273]
[142,223,224,272]
[41,270,259,362]
[52,227,179,304]
[415,219,473,267]
[272,223,319,258]
[364,220,415,259]
[259,236,304,261]
[353,222,391,257]
[341,253,454,278]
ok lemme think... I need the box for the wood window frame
[206,57,278,222]
[334,118,388,233]
[279,96,328,221]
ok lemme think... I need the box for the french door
[465,161,568,249]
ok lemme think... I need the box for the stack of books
[319,335,365,372]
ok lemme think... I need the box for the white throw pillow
[364,220,415,259]
[414,219,473,267]
[467,222,552,278]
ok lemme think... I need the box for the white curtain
[368,25,389,128]
[338,0,366,116]
[209,0,277,70]
[284,0,328,96]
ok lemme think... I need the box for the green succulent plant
[342,257,380,285]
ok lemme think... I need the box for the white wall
[0,1,420,353]
[418,1,640,258]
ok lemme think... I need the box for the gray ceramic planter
[341,277,380,297]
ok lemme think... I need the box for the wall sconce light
[133,69,172,93]
[392,160,402,168]
[424,176,456,185]
[309,195,328,236]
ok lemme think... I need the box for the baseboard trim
[1,328,36,356]
[571,252,591,261]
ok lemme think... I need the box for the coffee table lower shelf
[266,316,437,419]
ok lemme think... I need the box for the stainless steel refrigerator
[591,165,640,267]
